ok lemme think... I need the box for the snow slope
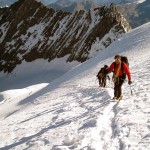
[0,22,150,149]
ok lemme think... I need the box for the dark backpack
[97,67,108,78]
[97,68,104,78]
[121,56,129,67]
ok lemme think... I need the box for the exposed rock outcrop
[0,0,131,73]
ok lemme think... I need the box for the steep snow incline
[0,22,150,149]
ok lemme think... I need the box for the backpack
[121,56,129,67]
[97,67,108,78]
[97,68,104,78]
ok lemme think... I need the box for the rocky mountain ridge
[0,0,131,73]
[1,0,149,28]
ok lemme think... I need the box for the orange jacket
[108,62,131,80]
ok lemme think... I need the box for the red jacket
[108,62,131,80]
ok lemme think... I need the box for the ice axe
[129,84,133,95]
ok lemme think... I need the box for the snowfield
[0,22,150,150]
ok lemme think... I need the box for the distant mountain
[48,0,101,12]
[117,0,149,27]
[36,0,57,5]
[0,0,56,7]
[133,0,149,27]
[48,0,149,28]
[0,0,16,7]
[1,0,146,8]
[96,0,145,4]
[0,0,131,73]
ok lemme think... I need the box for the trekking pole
[129,84,133,95]
[109,78,111,88]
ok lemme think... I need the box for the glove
[128,80,132,85]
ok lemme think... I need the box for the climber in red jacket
[107,55,132,100]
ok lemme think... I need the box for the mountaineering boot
[116,96,123,101]
[113,97,117,99]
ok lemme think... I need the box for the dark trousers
[99,77,106,87]
[114,76,124,97]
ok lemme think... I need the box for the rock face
[0,0,131,73]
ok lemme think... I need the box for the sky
[0,22,150,149]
